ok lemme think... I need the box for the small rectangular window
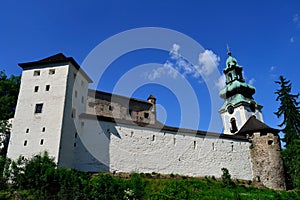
[81,96,84,103]
[75,90,77,98]
[34,86,39,92]
[49,69,55,75]
[74,142,76,147]
[144,112,149,119]
[46,85,50,91]
[35,103,43,113]
[26,128,29,133]
[42,127,45,132]
[24,140,27,146]
[109,105,113,111]
[33,70,40,76]
[75,132,78,138]
[40,139,44,145]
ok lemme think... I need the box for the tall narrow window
[40,139,44,145]
[75,90,77,98]
[35,103,43,113]
[24,140,27,146]
[228,73,233,82]
[72,108,76,118]
[34,86,39,92]
[230,118,238,133]
[81,96,84,103]
[42,127,46,132]
[33,70,40,76]
[26,128,29,133]
[194,141,197,149]
[49,69,55,75]
[45,85,50,91]
[109,105,113,111]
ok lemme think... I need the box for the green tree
[90,173,125,200]
[0,70,20,157]
[275,76,300,189]
[0,70,20,120]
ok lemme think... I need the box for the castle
[6,51,286,190]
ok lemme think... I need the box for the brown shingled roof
[237,116,279,135]
[79,113,248,141]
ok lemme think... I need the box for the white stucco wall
[76,119,253,180]
[58,64,91,168]
[221,105,263,135]
[7,64,70,162]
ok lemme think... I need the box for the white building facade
[6,53,286,190]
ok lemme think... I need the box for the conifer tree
[274,75,300,189]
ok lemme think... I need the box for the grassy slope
[1,173,299,199]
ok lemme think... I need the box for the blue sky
[1,0,300,133]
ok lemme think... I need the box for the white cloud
[145,44,221,82]
[293,14,300,28]
[215,74,226,90]
[170,43,180,59]
[290,37,295,43]
[270,66,276,72]
[293,14,299,23]
[147,61,178,81]
[197,50,220,77]
[248,78,256,85]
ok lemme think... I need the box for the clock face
[227,105,234,114]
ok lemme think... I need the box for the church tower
[219,49,263,135]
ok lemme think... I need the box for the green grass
[1,173,299,200]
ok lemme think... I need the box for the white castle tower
[6,53,92,168]
[219,50,263,135]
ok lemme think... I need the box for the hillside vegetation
[0,153,299,200]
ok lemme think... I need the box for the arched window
[230,118,238,133]
[228,73,233,82]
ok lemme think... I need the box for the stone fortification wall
[75,119,253,181]
[249,132,286,190]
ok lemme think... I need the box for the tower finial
[227,44,232,56]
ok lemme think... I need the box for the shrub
[221,168,235,188]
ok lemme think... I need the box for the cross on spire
[227,44,232,56]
